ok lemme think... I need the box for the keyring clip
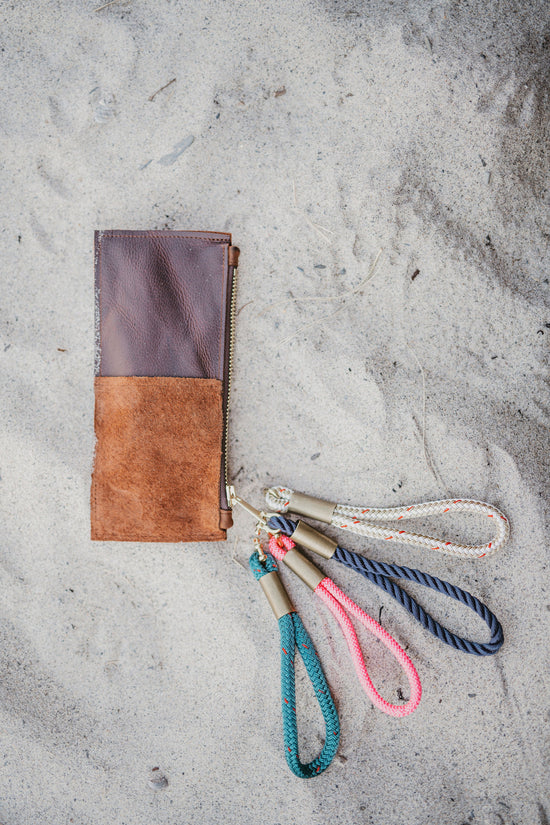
[228,485,281,559]
[253,521,267,563]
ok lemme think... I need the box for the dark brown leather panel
[91,376,226,542]
[95,231,231,379]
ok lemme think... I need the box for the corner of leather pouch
[91,376,227,542]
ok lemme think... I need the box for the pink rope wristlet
[268,534,422,718]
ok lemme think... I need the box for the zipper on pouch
[219,245,240,530]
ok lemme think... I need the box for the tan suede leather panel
[91,377,226,542]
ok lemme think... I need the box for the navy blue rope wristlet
[267,516,503,656]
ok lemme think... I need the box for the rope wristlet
[266,534,422,718]
[265,487,510,559]
[268,516,504,656]
[249,550,340,778]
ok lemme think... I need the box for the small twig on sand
[293,180,333,243]
[261,246,382,320]
[406,343,427,456]
[148,77,177,102]
[94,0,126,11]
[236,300,254,317]
[406,343,448,492]
[277,303,345,346]
[231,536,248,571]
[277,247,383,345]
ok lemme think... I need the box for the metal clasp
[227,486,281,562]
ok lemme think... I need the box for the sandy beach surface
[1,1,549,822]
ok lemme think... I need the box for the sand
[0,0,548,822]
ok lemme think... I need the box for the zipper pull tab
[228,246,240,268]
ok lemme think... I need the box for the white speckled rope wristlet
[264,487,510,559]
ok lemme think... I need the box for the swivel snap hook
[227,485,281,551]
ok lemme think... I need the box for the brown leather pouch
[91,230,239,542]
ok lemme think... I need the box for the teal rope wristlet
[249,551,340,778]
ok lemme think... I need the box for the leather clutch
[91,230,239,542]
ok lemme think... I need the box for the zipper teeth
[224,265,238,500]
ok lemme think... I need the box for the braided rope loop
[268,516,503,656]
[268,535,422,718]
[249,551,340,778]
[265,486,510,559]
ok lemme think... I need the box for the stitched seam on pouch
[92,233,104,523]
[218,242,226,378]
[100,233,230,243]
